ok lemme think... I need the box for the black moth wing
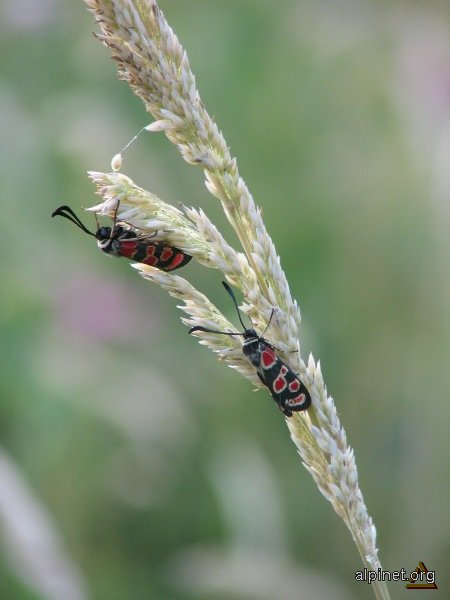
[253,341,311,417]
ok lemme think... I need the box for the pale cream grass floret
[110,152,122,171]
[287,359,379,573]
[132,266,260,387]
[84,2,390,598]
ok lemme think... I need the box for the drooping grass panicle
[83,2,390,598]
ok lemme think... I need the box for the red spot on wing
[290,393,306,407]
[288,379,300,392]
[261,348,277,368]
[143,255,158,266]
[165,253,185,270]
[145,245,156,258]
[280,365,288,375]
[273,374,287,392]
[118,241,137,258]
[160,247,174,262]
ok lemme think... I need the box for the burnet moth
[52,205,192,272]
[189,282,311,417]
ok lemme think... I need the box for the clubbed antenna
[190,282,275,341]
[51,205,95,237]
[189,282,247,337]
[188,325,244,337]
[222,281,275,340]
[221,281,249,331]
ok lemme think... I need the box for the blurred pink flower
[54,270,161,343]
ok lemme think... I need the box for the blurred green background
[1,1,449,599]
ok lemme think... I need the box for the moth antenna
[189,325,245,337]
[221,281,250,331]
[51,205,95,237]
[112,202,119,227]
[259,308,275,339]
[108,201,120,241]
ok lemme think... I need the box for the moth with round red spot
[189,282,311,417]
[240,328,311,417]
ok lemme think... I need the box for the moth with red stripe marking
[52,204,192,272]
[189,282,311,417]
